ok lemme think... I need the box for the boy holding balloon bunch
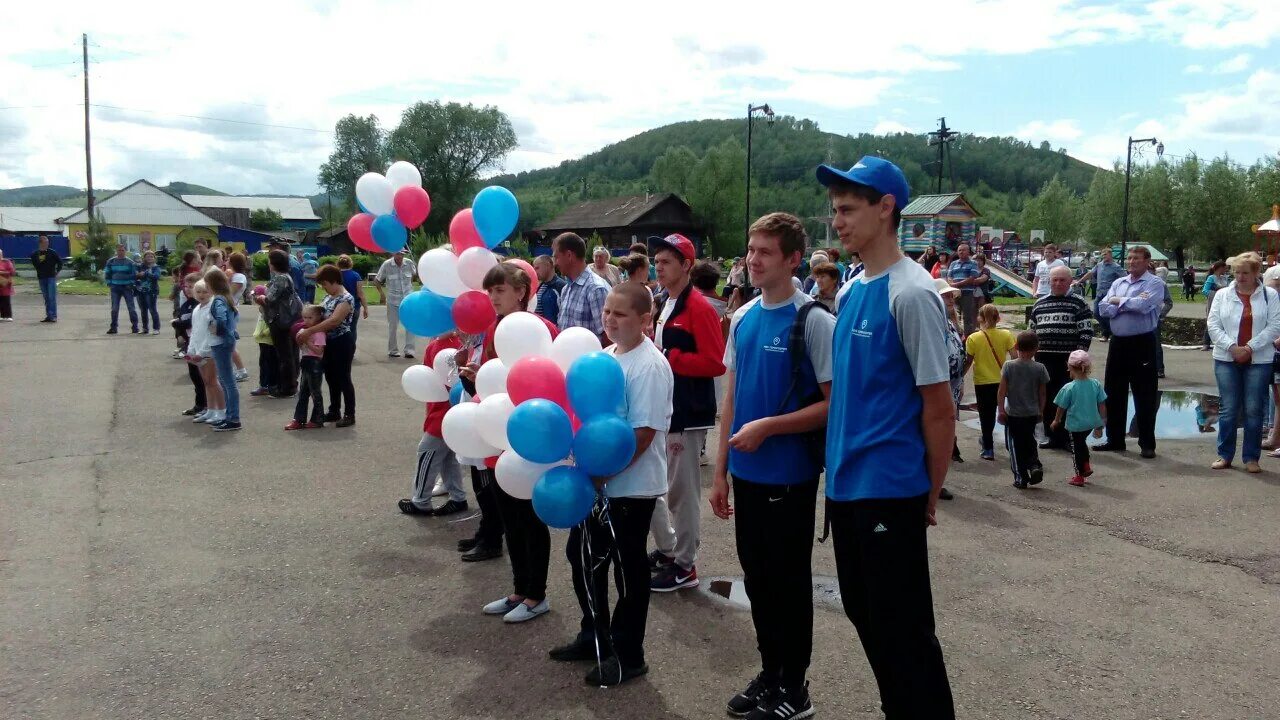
[549,282,674,687]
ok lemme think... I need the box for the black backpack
[776,300,831,470]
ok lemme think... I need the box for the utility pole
[745,102,774,240]
[1121,136,1162,257]
[927,117,958,194]
[82,33,95,216]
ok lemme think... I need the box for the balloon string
[580,506,605,679]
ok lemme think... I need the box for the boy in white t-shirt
[550,282,674,688]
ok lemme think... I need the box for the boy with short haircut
[998,330,1050,488]
[709,212,835,720]
[550,282,674,688]
[399,332,467,516]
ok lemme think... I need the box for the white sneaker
[404,351,415,359]
[193,410,211,423]
[482,597,520,616]
[431,480,448,497]
[234,368,249,382]
[204,411,225,424]
[503,599,549,623]
[172,349,185,359]
[151,329,161,335]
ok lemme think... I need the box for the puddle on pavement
[964,388,1234,440]
[704,576,843,612]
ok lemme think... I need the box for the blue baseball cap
[815,156,911,212]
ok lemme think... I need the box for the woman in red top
[461,262,560,623]
[0,248,15,320]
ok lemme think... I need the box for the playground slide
[984,260,1034,298]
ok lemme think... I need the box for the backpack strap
[777,300,830,415]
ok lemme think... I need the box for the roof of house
[182,195,319,221]
[0,206,69,232]
[62,180,220,227]
[538,193,688,231]
[901,193,980,218]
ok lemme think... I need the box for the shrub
[317,253,380,276]
[251,253,270,280]
[69,253,99,280]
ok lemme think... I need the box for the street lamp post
[745,103,775,241]
[1121,136,1164,257]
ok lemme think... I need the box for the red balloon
[393,186,432,229]
[506,257,539,299]
[449,209,485,255]
[484,454,499,469]
[570,412,582,434]
[507,355,567,408]
[452,290,496,334]
[348,214,379,252]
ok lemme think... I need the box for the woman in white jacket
[1207,253,1280,472]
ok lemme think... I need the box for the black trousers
[495,485,551,601]
[1069,431,1091,476]
[294,356,325,424]
[1038,351,1071,445]
[1005,415,1041,483]
[0,295,11,319]
[187,361,206,410]
[828,494,954,720]
[1105,332,1158,451]
[567,496,656,668]
[258,343,278,391]
[471,468,504,548]
[269,324,299,396]
[733,476,818,689]
[975,383,999,453]
[323,332,356,418]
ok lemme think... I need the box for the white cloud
[1014,119,1084,143]
[1185,64,1205,73]
[1213,53,1251,73]
[872,120,914,135]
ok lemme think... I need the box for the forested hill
[494,117,1103,252]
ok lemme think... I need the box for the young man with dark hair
[647,233,726,592]
[531,255,565,325]
[816,157,955,718]
[553,232,610,341]
[29,235,62,322]
[709,211,835,720]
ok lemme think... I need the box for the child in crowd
[965,303,1017,461]
[187,280,225,425]
[135,251,164,334]
[249,286,278,397]
[1051,350,1107,487]
[205,268,242,432]
[550,281,673,687]
[172,273,205,416]
[454,332,504,563]
[998,330,1049,489]
[399,331,467,516]
[286,305,327,430]
[475,262,558,624]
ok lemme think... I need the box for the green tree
[385,101,517,235]
[1130,162,1177,261]
[84,209,114,269]
[1081,164,1124,249]
[249,208,284,231]
[686,138,746,256]
[1247,154,1280,221]
[1019,175,1082,246]
[649,146,699,197]
[1171,154,1207,259]
[318,114,386,213]
[1199,156,1252,260]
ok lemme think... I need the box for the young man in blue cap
[816,156,956,718]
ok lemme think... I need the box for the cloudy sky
[1,0,1278,196]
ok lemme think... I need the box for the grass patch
[57,278,177,297]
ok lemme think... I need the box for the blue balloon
[566,351,626,420]
[472,186,519,249]
[507,399,573,464]
[399,289,456,337]
[449,382,465,406]
[573,416,637,477]
[532,465,596,529]
[371,214,407,253]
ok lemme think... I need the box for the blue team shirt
[827,258,950,501]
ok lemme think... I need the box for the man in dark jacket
[29,236,62,322]
[1029,265,1093,449]
[648,233,726,592]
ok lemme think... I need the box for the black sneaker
[938,487,954,500]
[397,499,433,515]
[457,537,480,553]
[747,684,813,720]
[585,656,647,687]
[432,499,468,516]
[1013,479,1028,489]
[461,543,502,562]
[322,411,340,423]
[648,549,675,573]
[213,420,242,432]
[728,674,776,717]
[1028,465,1044,485]
[181,406,205,416]
[106,328,118,335]
[549,633,597,662]
[336,416,355,428]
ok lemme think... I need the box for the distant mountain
[0,182,334,220]
[0,185,83,206]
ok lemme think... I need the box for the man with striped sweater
[1028,266,1094,449]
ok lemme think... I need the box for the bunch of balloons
[395,186,523,339]
[347,161,432,254]
[401,312,634,530]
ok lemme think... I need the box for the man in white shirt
[374,251,417,358]
[1032,243,1066,298]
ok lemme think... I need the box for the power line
[89,104,332,133]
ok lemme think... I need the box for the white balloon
[432,346,458,387]
[550,326,604,372]
[355,172,394,216]
[418,248,468,298]
[457,247,498,290]
[476,393,516,450]
[401,365,448,402]
[475,358,509,399]
[441,402,499,458]
[385,160,422,191]
[495,452,562,500]
[494,311,553,366]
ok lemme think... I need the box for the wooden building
[897,193,981,254]
[527,193,702,254]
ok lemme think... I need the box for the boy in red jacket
[648,233,727,592]
[398,332,467,516]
